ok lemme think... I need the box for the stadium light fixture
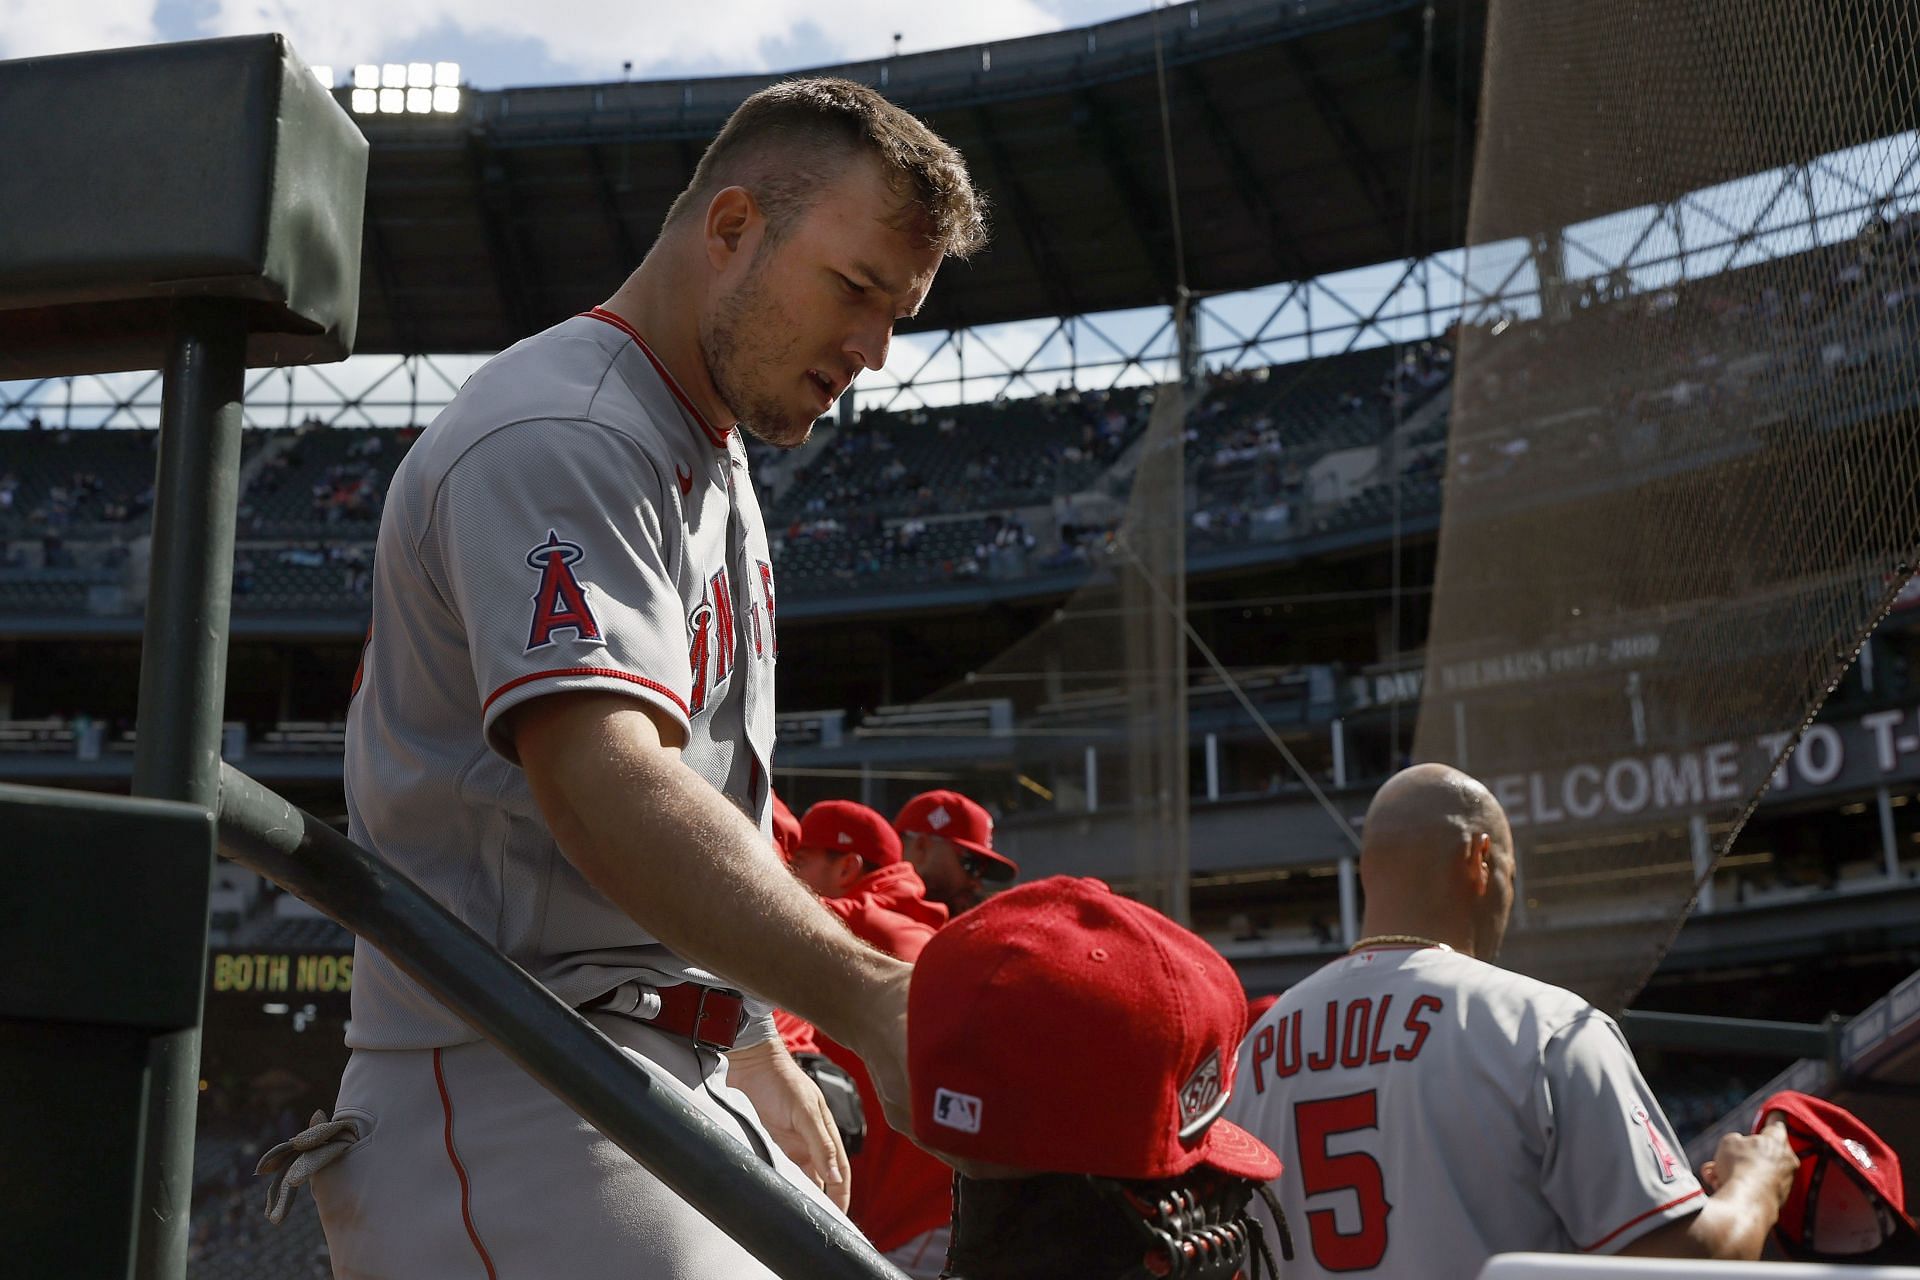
[310,64,335,89]
[344,59,462,114]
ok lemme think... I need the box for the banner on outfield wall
[208,950,353,996]
[1350,631,1665,710]
[1489,704,1920,829]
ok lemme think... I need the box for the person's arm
[505,690,914,1131]
[1616,1118,1796,1261]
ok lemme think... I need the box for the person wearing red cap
[788,800,956,1267]
[894,789,1018,915]
[1228,763,1796,1277]
[909,875,1290,1279]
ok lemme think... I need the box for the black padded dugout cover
[0,34,367,377]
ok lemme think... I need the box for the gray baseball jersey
[1225,946,1702,1279]
[342,307,780,1050]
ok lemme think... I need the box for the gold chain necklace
[1348,934,1453,954]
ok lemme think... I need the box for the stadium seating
[238,423,413,537]
[770,385,1152,526]
[0,423,159,539]
[0,344,1469,609]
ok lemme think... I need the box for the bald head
[1358,763,1516,959]
[1362,764,1509,863]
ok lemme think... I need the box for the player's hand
[846,967,1028,1179]
[845,962,913,1138]
[725,1039,851,1211]
[1700,1116,1795,1204]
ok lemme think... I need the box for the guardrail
[215,763,908,1279]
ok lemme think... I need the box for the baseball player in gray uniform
[294,79,986,1278]
[1225,763,1797,1278]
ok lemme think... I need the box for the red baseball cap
[1760,1091,1918,1259]
[770,793,802,863]
[908,876,1280,1183]
[894,790,1018,882]
[799,800,901,868]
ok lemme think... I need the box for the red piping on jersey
[583,307,733,450]
[1578,1188,1703,1252]
[483,667,691,721]
[434,1048,501,1280]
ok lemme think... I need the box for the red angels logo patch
[525,531,601,651]
[1630,1104,1680,1183]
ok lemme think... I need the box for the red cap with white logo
[799,799,901,868]
[1760,1090,1918,1259]
[908,875,1280,1183]
[894,790,1018,882]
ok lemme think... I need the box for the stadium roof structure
[342,0,1488,354]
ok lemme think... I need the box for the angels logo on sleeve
[524,531,601,651]
[1630,1103,1680,1183]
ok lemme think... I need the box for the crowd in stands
[0,343,1453,612]
[16,211,1914,616]
[1184,341,1454,548]
[1449,206,1920,493]
[0,417,160,547]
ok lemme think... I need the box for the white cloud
[194,0,1067,80]
[0,0,158,60]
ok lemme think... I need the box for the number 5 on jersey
[1295,1091,1391,1270]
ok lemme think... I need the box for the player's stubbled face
[704,156,944,448]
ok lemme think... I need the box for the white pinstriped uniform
[1225,946,1702,1280]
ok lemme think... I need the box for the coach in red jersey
[894,789,1018,915]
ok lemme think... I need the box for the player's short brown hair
[664,77,988,259]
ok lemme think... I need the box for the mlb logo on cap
[934,1088,982,1134]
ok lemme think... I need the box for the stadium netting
[1413,0,1920,1008]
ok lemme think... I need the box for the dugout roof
[341,0,1487,353]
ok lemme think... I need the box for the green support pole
[128,299,248,1280]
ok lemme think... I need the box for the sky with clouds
[1,0,1155,88]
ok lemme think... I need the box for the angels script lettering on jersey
[1247,994,1445,1093]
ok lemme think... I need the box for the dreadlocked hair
[940,1169,1293,1280]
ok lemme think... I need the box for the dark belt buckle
[693,985,746,1050]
